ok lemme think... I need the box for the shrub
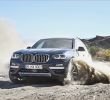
[89,46,100,56]
[104,49,110,61]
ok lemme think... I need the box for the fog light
[49,67,64,69]
[56,64,63,66]
[11,62,18,66]
[10,66,19,68]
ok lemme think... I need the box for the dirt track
[0,62,110,100]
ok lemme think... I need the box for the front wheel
[63,59,90,85]
[63,59,79,85]
[9,70,25,84]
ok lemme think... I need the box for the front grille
[21,54,33,62]
[21,54,49,63]
[34,54,49,63]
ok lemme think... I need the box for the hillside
[82,35,110,49]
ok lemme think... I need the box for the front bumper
[9,63,67,79]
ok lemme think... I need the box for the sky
[0,0,110,41]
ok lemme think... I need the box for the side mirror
[78,47,85,51]
[27,46,31,49]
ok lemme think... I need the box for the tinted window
[32,39,73,49]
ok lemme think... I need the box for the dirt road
[0,62,110,100]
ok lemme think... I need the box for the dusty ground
[0,62,110,100]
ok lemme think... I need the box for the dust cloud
[72,60,110,85]
[0,19,24,74]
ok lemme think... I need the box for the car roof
[41,38,75,40]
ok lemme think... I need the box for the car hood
[14,48,74,54]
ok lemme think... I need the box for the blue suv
[9,38,91,84]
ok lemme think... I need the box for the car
[9,38,92,84]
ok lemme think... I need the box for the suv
[9,38,92,84]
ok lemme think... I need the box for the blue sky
[0,1,110,40]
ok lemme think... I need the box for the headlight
[11,53,20,59]
[53,54,66,59]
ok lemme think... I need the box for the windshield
[32,39,73,49]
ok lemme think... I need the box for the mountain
[82,35,110,49]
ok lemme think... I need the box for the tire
[9,70,25,84]
[63,59,89,85]
[63,59,79,85]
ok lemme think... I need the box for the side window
[78,46,85,51]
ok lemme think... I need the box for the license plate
[25,65,43,69]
